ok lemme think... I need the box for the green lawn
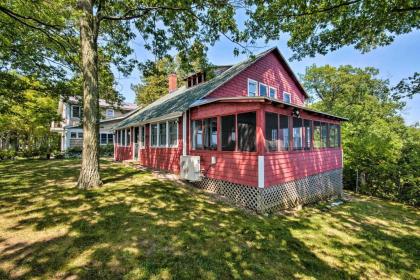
[0,159,418,280]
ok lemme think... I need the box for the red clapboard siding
[190,150,259,187]
[264,148,343,187]
[206,52,306,106]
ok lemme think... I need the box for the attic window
[247,79,257,96]
[283,92,291,103]
[259,83,268,97]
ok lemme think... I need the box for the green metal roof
[114,48,276,129]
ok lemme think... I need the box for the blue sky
[114,30,420,125]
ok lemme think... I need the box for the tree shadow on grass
[1,160,357,279]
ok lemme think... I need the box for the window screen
[293,117,303,150]
[122,130,126,146]
[192,120,203,149]
[238,112,256,152]
[265,112,278,152]
[304,120,312,150]
[321,122,328,148]
[313,121,321,148]
[279,115,289,150]
[127,129,131,145]
[221,115,236,151]
[169,121,178,146]
[134,127,139,143]
[100,133,107,144]
[151,124,158,146]
[329,124,340,148]
[140,126,145,147]
[203,118,217,150]
[159,123,167,146]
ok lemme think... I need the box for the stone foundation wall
[193,168,343,212]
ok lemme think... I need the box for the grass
[0,159,419,280]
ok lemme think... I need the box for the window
[283,92,291,103]
[122,129,126,146]
[269,87,277,99]
[140,126,145,148]
[321,122,328,148]
[127,129,131,145]
[108,134,113,144]
[71,105,81,118]
[78,132,83,139]
[238,112,256,152]
[203,118,217,150]
[259,83,268,97]
[304,120,312,150]
[192,120,203,149]
[265,112,278,152]
[329,124,340,148]
[293,117,303,150]
[279,115,290,150]
[70,132,77,139]
[314,121,321,148]
[168,121,178,147]
[158,123,166,147]
[150,124,158,147]
[100,133,107,145]
[221,115,236,151]
[134,127,139,143]
[248,79,258,96]
[106,108,114,118]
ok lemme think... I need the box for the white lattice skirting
[193,169,343,212]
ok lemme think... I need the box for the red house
[114,48,346,212]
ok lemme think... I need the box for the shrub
[100,144,114,157]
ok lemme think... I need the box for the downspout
[182,110,188,156]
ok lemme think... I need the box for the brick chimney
[168,73,177,93]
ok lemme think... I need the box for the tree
[302,64,419,205]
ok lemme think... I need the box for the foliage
[0,159,418,279]
[65,146,83,158]
[248,0,420,60]
[99,144,114,157]
[0,149,16,160]
[303,64,420,205]
[0,78,60,159]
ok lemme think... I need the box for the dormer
[185,72,206,88]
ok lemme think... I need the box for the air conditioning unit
[180,155,201,181]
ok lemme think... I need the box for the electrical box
[211,156,217,165]
[180,156,201,181]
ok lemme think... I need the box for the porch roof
[190,96,349,121]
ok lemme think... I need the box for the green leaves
[302,64,419,205]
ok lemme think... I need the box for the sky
[114,30,420,125]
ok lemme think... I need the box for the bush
[100,144,114,157]
[0,149,17,160]
[65,146,83,158]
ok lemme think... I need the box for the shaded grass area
[0,159,419,280]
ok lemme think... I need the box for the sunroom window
[259,83,268,97]
[150,124,158,147]
[304,120,312,150]
[238,112,256,152]
[168,121,178,147]
[159,123,167,146]
[140,126,145,147]
[293,117,303,150]
[248,79,258,96]
[203,118,217,150]
[122,129,126,146]
[321,122,328,148]
[221,115,236,151]
[127,129,131,145]
[192,120,203,149]
[279,115,290,150]
[265,112,278,152]
[329,124,340,148]
[313,121,321,148]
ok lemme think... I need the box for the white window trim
[168,120,179,148]
[158,122,167,148]
[139,126,145,148]
[247,78,258,97]
[269,86,277,99]
[100,133,114,145]
[283,91,292,103]
[258,82,268,97]
[71,105,81,118]
[150,123,159,147]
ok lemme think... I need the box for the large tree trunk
[77,0,102,189]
